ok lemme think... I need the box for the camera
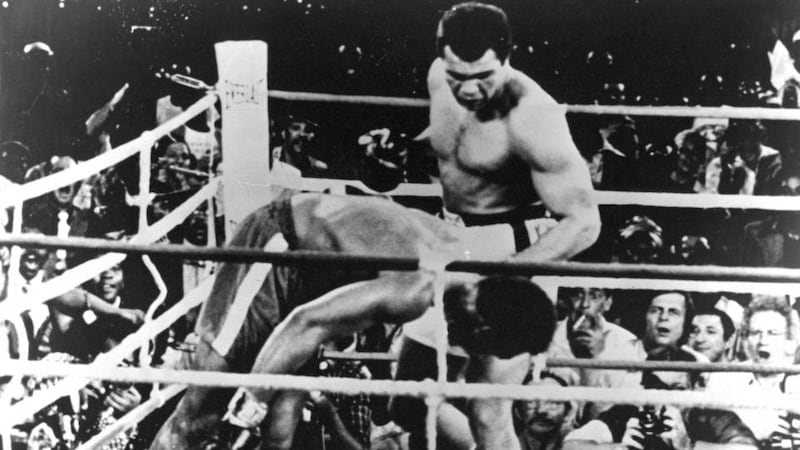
[767,412,800,449]
[637,405,669,448]
[768,435,800,449]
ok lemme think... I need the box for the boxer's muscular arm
[509,94,600,262]
[427,58,447,96]
[246,270,434,403]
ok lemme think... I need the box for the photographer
[562,348,758,450]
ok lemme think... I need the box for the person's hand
[660,405,691,450]
[119,308,145,327]
[770,412,800,437]
[109,83,129,109]
[621,417,644,449]
[81,379,108,406]
[104,385,141,414]
[680,344,711,364]
[568,312,606,358]
[308,390,337,423]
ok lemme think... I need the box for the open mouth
[757,350,771,360]
[656,326,671,335]
[529,417,556,429]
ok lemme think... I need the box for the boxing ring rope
[0,235,797,302]
[0,275,215,429]
[75,384,186,450]
[1,362,800,413]
[0,93,218,210]
[0,179,219,321]
[267,88,800,211]
[319,350,800,375]
[0,90,220,444]
[264,174,800,211]
[1,234,798,284]
[7,354,800,381]
[268,89,800,121]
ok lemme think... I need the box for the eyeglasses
[745,329,787,340]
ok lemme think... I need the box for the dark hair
[692,308,735,341]
[722,120,764,146]
[448,276,556,358]
[436,2,512,62]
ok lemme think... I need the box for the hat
[23,41,53,56]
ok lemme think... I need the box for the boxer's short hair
[449,276,556,358]
[437,2,512,62]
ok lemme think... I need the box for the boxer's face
[442,46,506,111]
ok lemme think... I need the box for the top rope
[269,90,800,121]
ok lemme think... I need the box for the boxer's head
[445,276,556,358]
[437,2,512,111]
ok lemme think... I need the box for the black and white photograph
[1,1,800,449]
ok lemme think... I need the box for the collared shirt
[706,371,800,440]
[327,362,373,449]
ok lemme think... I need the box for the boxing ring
[0,40,799,449]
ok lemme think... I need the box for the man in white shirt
[548,287,641,390]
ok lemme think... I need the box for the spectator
[687,307,736,363]
[586,116,638,191]
[288,335,372,450]
[663,131,706,193]
[741,164,800,267]
[153,141,192,193]
[639,292,694,358]
[635,141,674,193]
[548,287,640,392]
[45,287,143,361]
[611,215,664,264]
[562,347,758,449]
[0,42,82,163]
[705,120,783,196]
[591,291,692,421]
[271,117,329,177]
[0,238,52,362]
[513,370,576,450]
[23,156,100,239]
[706,295,800,443]
[666,234,714,265]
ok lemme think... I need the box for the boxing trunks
[195,192,363,371]
[403,206,557,356]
